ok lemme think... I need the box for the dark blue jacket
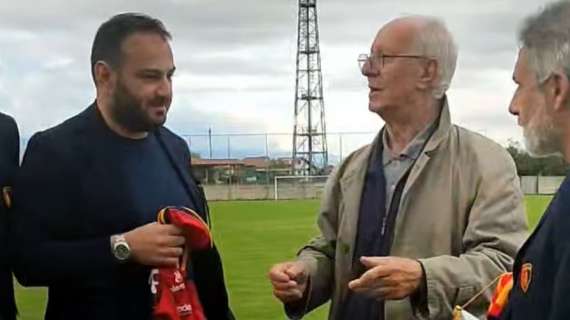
[0,112,18,320]
[11,104,234,320]
[501,174,570,320]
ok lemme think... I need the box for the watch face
[115,243,130,260]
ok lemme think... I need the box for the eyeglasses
[358,53,430,73]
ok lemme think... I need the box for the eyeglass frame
[357,53,432,73]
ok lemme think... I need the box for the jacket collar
[346,95,452,175]
[375,96,452,157]
[338,96,453,207]
[424,96,452,154]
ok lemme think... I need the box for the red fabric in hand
[151,207,212,320]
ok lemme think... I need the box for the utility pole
[291,0,328,176]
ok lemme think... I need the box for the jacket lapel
[75,103,107,170]
[391,98,452,245]
[402,98,451,196]
[154,129,204,214]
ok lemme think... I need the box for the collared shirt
[382,121,436,211]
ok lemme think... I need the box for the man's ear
[549,69,570,113]
[94,61,114,89]
[418,59,438,90]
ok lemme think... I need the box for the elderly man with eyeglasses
[268,15,527,320]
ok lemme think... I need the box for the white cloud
[0,0,553,159]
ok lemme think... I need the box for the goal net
[273,175,329,200]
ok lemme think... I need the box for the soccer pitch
[14,196,551,320]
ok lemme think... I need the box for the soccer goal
[273,175,329,200]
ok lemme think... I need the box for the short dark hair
[90,13,172,82]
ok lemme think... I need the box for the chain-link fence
[181,131,377,165]
[18,134,565,200]
[19,131,379,200]
[181,131,376,200]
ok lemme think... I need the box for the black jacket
[11,104,234,320]
[0,112,18,320]
[501,174,570,320]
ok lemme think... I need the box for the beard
[109,79,168,133]
[523,114,563,158]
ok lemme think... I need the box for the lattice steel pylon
[291,0,328,176]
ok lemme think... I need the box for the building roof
[242,156,270,168]
[191,158,245,166]
[191,156,296,171]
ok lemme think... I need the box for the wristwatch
[110,234,131,262]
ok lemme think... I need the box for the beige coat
[291,102,528,319]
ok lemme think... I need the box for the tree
[505,139,567,176]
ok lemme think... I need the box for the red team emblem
[520,263,532,293]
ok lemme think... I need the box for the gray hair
[409,16,458,99]
[519,0,570,82]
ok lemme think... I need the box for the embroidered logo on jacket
[520,263,532,293]
[2,186,12,209]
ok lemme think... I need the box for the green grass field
[14,196,552,319]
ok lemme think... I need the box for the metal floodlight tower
[292,0,328,176]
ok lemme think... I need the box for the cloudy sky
[0,0,553,160]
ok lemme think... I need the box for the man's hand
[268,261,308,304]
[123,222,186,267]
[348,256,423,300]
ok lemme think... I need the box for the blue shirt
[102,131,195,224]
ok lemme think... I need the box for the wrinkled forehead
[371,19,419,54]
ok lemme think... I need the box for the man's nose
[362,60,379,77]
[508,98,519,116]
[157,77,172,97]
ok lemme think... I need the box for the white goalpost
[273,175,329,200]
